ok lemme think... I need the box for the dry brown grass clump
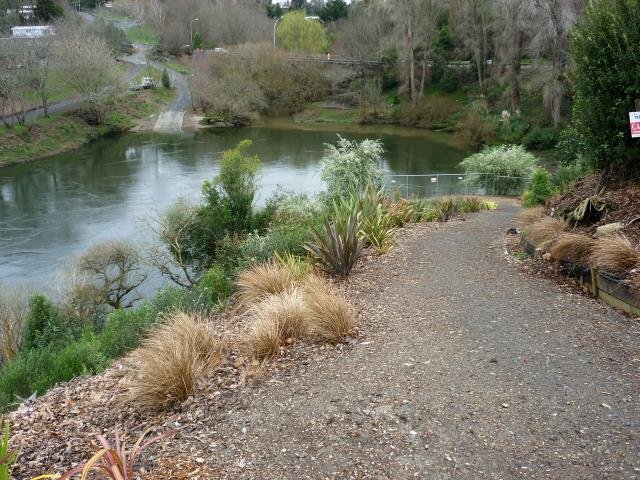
[236,261,298,308]
[527,216,568,246]
[126,311,223,411]
[549,233,595,263]
[589,234,640,275]
[244,289,309,358]
[302,275,356,343]
[517,206,546,228]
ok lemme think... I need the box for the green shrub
[320,136,384,199]
[20,295,75,351]
[0,338,109,413]
[551,161,591,192]
[571,0,640,173]
[456,111,497,149]
[439,68,460,94]
[49,336,108,384]
[161,68,171,89]
[159,140,274,277]
[198,264,233,303]
[522,127,558,150]
[458,144,539,195]
[349,185,396,252]
[238,223,313,265]
[305,205,364,277]
[146,285,219,318]
[0,420,17,479]
[497,118,529,145]
[456,196,484,213]
[99,307,151,359]
[395,95,461,130]
[522,168,554,207]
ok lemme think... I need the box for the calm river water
[0,121,467,291]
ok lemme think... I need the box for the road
[1,12,190,132]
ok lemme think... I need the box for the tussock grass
[589,234,640,275]
[126,311,223,411]
[301,275,356,343]
[549,233,595,263]
[517,206,546,228]
[244,289,309,358]
[527,216,567,246]
[236,261,298,308]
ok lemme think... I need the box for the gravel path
[9,203,640,479]
[202,201,639,479]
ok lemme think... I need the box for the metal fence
[384,173,532,199]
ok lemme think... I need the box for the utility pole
[273,17,282,47]
[190,17,199,52]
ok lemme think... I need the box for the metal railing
[384,173,532,198]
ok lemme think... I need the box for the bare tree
[27,38,55,118]
[147,200,202,288]
[335,1,393,60]
[450,0,492,96]
[525,0,583,128]
[385,0,442,102]
[56,29,117,124]
[0,40,32,126]
[492,0,527,113]
[74,240,147,309]
[0,283,28,363]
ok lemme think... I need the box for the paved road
[0,47,146,126]
[151,63,191,133]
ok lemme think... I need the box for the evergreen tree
[36,0,63,22]
[319,0,348,22]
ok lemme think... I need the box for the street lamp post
[273,17,282,47]
[190,17,199,52]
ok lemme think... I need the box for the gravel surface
[8,201,640,479]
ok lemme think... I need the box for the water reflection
[0,124,467,290]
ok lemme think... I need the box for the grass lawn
[125,24,158,45]
[0,87,175,166]
[160,59,193,75]
[294,103,359,124]
[95,8,131,22]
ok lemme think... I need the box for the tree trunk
[475,48,484,96]
[551,62,563,129]
[509,31,523,113]
[409,47,416,103]
[419,53,428,98]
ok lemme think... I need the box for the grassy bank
[0,87,175,167]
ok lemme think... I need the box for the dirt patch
[547,175,640,243]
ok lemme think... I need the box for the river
[0,121,468,291]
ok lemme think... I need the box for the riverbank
[7,201,640,478]
[0,87,176,167]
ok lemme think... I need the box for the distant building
[10,26,55,38]
[6,5,36,20]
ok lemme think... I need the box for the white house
[10,26,55,38]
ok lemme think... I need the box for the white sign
[630,112,640,138]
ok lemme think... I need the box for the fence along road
[385,173,532,198]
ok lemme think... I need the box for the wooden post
[590,267,599,297]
